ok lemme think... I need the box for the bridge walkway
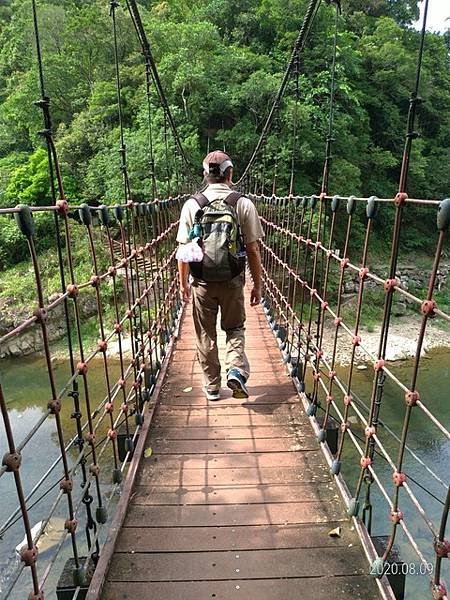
[100,298,380,600]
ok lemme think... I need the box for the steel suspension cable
[288,52,300,196]
[125,0,195,186]
[320,0,340,196]
[236,0,323,187]
[306,1,341,422]
[110,0,132,204]
[144,60,158,199]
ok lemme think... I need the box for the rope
[144,59,158,199]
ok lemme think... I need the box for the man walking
[176,150,264,400]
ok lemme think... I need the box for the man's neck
[207,181,231,188]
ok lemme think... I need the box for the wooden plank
[165,374,291,386]
[172,344,281,355]
[149,437,315,454]
[152,413,307,428]
[162,382,295,399]
[138,450,326,472]
[103,576,379,600]
[165,372,291,385]
[170,351,283,364]
[150,425,295,439]
[137,466,329,487]
[162,383,297,396]
[175,339,277,350]
[168,361,286,374]
[180,381,295,392]
[154,403,301,417]
[157,398,297,408]
[131,481,337,505]
[115,521,357,552]
[98,294,383,600]
[123,500,345,527]
[107,547,367,581]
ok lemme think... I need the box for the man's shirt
[176,183,265,245]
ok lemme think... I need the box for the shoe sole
[227,378,249,399]
[204,388,221,401]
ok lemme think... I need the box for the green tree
[5,147,50,205]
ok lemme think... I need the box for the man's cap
[203,150,233,176]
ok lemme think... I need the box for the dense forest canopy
[0,0,449,266]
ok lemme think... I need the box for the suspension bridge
[0,0,449,599]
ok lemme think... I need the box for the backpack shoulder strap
[225,191,242,207]
[192,192,209,208]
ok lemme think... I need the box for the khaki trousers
[192,276,250,391]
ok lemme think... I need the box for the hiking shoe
[226,368,249,399]
[203,386,221,401]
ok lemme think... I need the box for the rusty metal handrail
[254,190,450,599]
[0,199,183,599]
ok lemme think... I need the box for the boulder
[344,281,357,294]
[79,295,98,318]
[393,302,407,317]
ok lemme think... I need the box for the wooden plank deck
[100,300,381,600]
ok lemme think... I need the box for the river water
[0,357,121,600]
[333,348,450,599]
[0,350,449,599]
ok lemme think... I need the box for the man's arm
[178,259,190,302]
[245,240,262,307]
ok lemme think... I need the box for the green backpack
[188,191,246,282]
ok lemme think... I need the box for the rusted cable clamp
[2,451,22,471]
[434,539,450,558]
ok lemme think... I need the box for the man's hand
[180,283,190,303]
[178,259,190,303]
[246,241,262,308]
[250,286,261,307]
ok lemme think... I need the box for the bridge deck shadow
[101,300,380,599]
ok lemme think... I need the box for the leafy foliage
[0,0,448,273]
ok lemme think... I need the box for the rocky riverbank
[0,293,98,358]
[321,318,450,366]
[54,311,450,366]
[2,310,449,366]
[1,262,449,364]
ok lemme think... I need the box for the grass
[434,288,450,314]
[0,259,41,304]
[0,228,111,305]
[0,227,128,356]
[51,315,101,357]
[339,288,385,332]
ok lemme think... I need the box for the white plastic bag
[176,239,203,263]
